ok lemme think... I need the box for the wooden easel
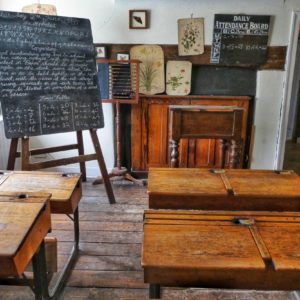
[6,129,115,204]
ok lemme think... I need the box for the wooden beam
[96,43,286,70]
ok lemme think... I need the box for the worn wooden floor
[0,178,299,300]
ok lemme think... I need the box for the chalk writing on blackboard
[0,10,104,138]
[211,14,271,65]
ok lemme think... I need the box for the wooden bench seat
[143,209,300,298]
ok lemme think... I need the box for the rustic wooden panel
[99,44,286,70]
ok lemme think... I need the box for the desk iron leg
[74,207,80,248]
[32,241,50,300]
[149,283,160,299]
[47,207,80,298]
[4,209,80,300]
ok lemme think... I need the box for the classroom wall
[0,0,299,174]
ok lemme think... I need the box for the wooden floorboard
[0,178,298,299]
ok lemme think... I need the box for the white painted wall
[1,0,300,173]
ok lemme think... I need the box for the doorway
[283,88,300,174]
[277,11,300,174]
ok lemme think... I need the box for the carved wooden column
[217,139,226,168]
[229,140,241,168]
[170,139,179,168]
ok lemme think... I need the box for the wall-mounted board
[191,66,256,96]
[211,14,271,65]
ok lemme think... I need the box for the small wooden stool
[143,209,300,298]
[0,194,51,299]
[0,170,82,298]
[147,168,300,210]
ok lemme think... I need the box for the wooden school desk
[0,170,82,297]
[0,194,52,299]
[147,168,300,210]
[143,209,300,298]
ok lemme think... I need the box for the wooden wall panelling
[100,44,286,70]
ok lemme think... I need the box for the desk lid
[143,210,300,271]
[0,200,48,256]
[0,171,81,202]
[225,169,300,198]
[148,168,300,198]
[148,168,227,197]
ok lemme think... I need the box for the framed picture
[129,10,149,29]
[95,46,107,58]
[117,53,130,61]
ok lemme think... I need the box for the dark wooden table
[0,170,82,299]
[148,168,300,210]
[143,209,300,298]
[0,194,52,299]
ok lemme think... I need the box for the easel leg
[21,137,30,170]
[7,138,19,170]
[76,131,87,182]
[89,129,116,204]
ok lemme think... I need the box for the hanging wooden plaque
[130,45,165,95]
[166,61,192,96]
[178,18,204,56]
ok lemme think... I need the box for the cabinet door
[146,99,190,169]
[131,99,173,171]
[147,102,170,168]
[187,139,217,168]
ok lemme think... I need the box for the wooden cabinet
[131,95,252,173]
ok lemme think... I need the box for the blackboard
[190,66,256,96]
[211,14,270,65]
[0,10,103,138]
